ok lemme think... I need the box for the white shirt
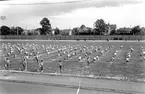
[6,59,10,64]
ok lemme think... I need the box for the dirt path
[0,70,144,94]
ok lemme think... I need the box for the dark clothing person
[35,55,39,63]
[22,57,28,71]
[39,60,44,72]
[59,61,62,73]
[39,64,43,72]
[87,58,90,66]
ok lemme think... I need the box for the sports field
[0,40,145,80]
[0,40,145,94]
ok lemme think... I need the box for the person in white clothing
[38,60,44,72]
[4,58,11,70]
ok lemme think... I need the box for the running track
[0,70,145,94]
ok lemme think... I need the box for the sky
[0,0,145,29]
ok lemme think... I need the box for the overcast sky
[0,0,144,29]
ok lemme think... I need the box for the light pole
[17,27,18,35]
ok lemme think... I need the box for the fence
[0,35,144,40]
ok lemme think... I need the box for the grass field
[0,40,145,82]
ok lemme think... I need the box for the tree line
[0,17,145,36]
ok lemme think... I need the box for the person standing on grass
[78,56,82,62]
[110,57,114,62]
[66,54,70,60]
[6,52,11,57]
[35,55,39,64]
[59,60,63,73]
[125,57,130,63]
[4,58,11,70]
[86,57,90,67]
[21,57,27,71]
[23,55,29,71]
[38,60,44,72]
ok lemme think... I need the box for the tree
[79,25,87,35]
[54,27,60,35]
[27,30,33,35]
[0,25,10,35]
[117,27,132,35]
[72,28,79,35]
[10,27,17,35]
[30,29,41,35]
[35,28,41,35]
[60,29,70,35]
[10,26,23,35]
[140,27,145,35]
[87,27,92,35]
[80,24,86,30]
[92,28,101,35]
[94,19,108,35]
[109,29,116,35]
[16,26,24,35]
[131,25,141,35]
[40,17,51,35]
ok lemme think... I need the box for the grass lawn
[0,40,145,81]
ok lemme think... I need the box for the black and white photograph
[0,0,145,94]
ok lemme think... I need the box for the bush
[114,38,118,40]
[119,38,122,40]
[76,39,80,41]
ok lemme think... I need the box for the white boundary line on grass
[76,80,81,94]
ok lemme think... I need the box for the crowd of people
[0,42,145,74]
